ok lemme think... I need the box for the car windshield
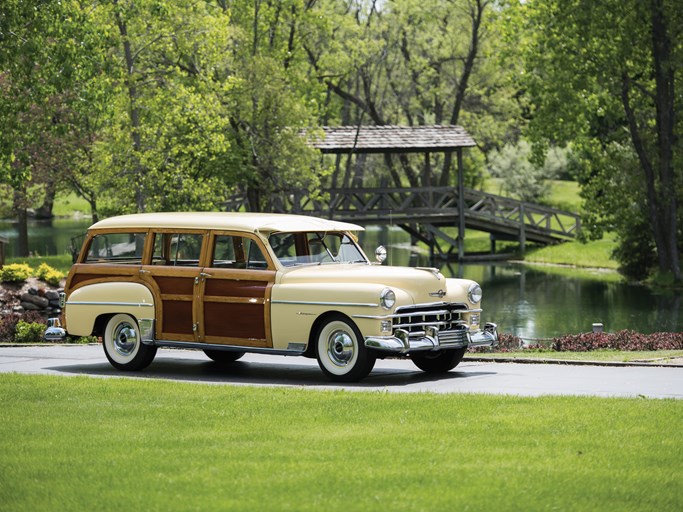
[268,231,367,267]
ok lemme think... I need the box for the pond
[0,218,90,259]
[2,219,682,340]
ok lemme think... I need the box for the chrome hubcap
[113,322,138,357]
[327,329,354,367]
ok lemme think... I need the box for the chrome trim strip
[353,308,481,320]
[272,300,379,308]
[66,301,154,308]
[153,340,306,356]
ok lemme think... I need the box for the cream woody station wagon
[53,212,498,382]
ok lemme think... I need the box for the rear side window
[211,235,268,270]
[152,233,204,267]
[85,233,147,264]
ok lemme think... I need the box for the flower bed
[470,330,683,353]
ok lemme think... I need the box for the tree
[221,0,326,211]
[516,0,682,281]
[91,0,235,215]
[305,0,518,189]
[0,0,95,255]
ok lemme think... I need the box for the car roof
[88,212,365,234]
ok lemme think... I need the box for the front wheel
[103,314,157,371]
[411,348,466,373]
[315,315,375,382]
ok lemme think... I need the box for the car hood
[278,264,455,303]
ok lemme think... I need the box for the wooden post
[519,203,526,255]
[457,148,465,261]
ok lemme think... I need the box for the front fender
[270,282,401,350]
[64,282,155,337]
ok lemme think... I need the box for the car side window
[85,233,147,264]
[211,235,268,270]
[152,233,203,267]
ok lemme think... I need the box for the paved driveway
[1,345,682,399]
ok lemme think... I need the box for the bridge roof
[312,125,476,154]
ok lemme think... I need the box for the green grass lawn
[524,233,619,270]
[1,374,681,511]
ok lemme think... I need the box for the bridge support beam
[457,148,466,262]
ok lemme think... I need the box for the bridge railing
[224,186,581,241]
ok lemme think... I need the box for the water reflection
[358,225,683,339]
[0,218,91,258]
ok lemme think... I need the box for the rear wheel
[103,314,157,371]
[315,315,375,382]
[203,350,245,363]
[411,348,466,373]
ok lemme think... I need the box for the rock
[48,299,61,308]
[28,287,39,296]
[21,302,40,311]
[45,291,60,301]
[20,293,49,309]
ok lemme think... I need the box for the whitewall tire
[315,315,375,382]
[103,314,157,371]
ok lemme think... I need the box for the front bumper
[365,322,498,353]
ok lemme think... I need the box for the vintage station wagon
[53,212,497,381]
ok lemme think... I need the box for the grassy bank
[1,374,681,511]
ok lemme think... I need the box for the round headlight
[380,288,396,310]
[468,283,482,304]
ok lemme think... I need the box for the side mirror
[375,245,387,264]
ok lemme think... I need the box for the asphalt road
[1,345,682,399]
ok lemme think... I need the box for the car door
[139,230,207,342]
[198,232,275,347]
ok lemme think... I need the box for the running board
[152,340,306,357]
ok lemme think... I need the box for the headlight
[468,283,482,304]
[380,288,396,310]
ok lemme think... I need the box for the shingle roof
[311,125,476,153]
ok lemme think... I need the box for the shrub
[68,335,99,344]
[14,320,48,343]
[35,263,64,286]
[1,263,34,283]
[531,330,683,352]
[469,332,523,353]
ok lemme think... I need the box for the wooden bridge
[225,186,581,261]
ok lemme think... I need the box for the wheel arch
[304,310,354,358]
[64,282,156,337]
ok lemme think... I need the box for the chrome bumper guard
[365,322,498,353]
[44,317,67,342]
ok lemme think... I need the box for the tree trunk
[650,0,680,282]
[35,179,56,220]
[441,0,487,185]
[114,5,145,212]
[13,188,29,257]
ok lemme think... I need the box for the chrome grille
[393,303,468,338]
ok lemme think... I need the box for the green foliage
[67,335,98,345]
[487,141,576,203]
[13,321,46,343]
[514,0,682,280]
[0,263,34,283]
[7,255,72,275]
[35,263,64,286]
